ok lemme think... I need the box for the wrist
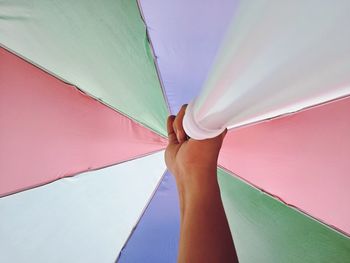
[175,167,219,196]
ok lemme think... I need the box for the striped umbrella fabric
[1,1,349,262]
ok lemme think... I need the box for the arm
[165,105,238,263]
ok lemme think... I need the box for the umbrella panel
[0,47,166,197]
[219,96,350,235]
[0,0,168,135]
[0,152,166,263]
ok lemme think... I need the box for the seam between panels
[0,148,166,199]
[136,0,172,116]
[226,94,350,132]
[115,168,169,263]
[217,165,350,239]
[0,44,167,139]
[0,44,79,87]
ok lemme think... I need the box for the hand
[164,105,237,263]
[165,104,227,192]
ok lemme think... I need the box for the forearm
[165,107,237,262]
[176,169,238,263]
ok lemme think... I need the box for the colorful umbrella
[1,1,349,262]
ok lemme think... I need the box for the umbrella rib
[0,44,168,139]
[226,94,350,132]
[0,149,166,199]
[218,165,350,239]
[136,0,172,115]
[115,168,169,263]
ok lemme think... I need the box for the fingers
[167,115,177,145]
[173,104,188,143]
[167,104,189,144]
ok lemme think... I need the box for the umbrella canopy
[1,1,349,262]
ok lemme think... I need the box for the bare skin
[165,105,238,263]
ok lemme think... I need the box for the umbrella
[1,1,349,262]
